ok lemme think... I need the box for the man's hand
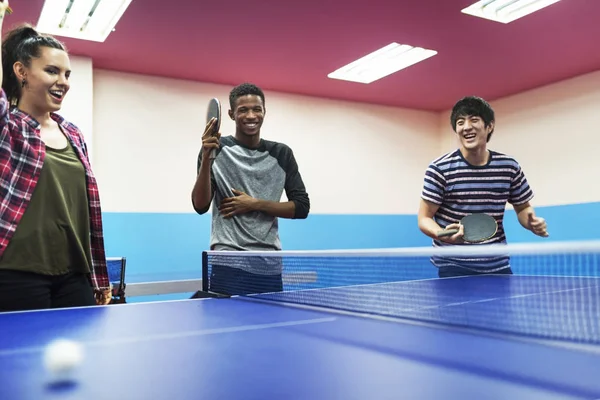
[201,117,221,160]
[94,286,112,305]
[527,212,549,237]
[219,189,258,218]
[437,223,464,244]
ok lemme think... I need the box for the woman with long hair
[0,1,112,312]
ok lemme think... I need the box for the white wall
[92,69,441,215]
[88,67,600,216]
[439,69,600,207]
[60,56,94,163]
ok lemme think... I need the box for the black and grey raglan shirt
[194,135,310,275]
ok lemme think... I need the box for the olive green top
[0,141,92,275]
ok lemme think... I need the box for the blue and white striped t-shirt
[421,149,534,272]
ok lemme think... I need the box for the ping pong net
[202,240,600,346]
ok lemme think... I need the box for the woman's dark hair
[1,23,67,105]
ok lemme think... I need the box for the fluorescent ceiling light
[328,43,438,84]
[36,0,133,42]
[461,0,561,24]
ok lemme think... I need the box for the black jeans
[210,264,283,296]
[0,269,96,312]
[438,266,513,278]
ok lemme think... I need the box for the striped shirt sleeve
[421,164,446,205]
[508,165,534,205]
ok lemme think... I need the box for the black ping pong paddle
[437,213,498,243]
[206,98,221,160]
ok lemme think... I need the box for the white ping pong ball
[43,339,84,374]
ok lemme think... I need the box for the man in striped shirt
[418,96,548,277]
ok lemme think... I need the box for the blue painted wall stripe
[101,201,600,302]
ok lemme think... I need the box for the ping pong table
[1,274,599,400]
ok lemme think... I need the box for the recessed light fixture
[37,0,133,42]
[461,0,561,24]
[328,42,438,84]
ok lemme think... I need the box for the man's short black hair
[229,82,265,110]
[450,96,495,142]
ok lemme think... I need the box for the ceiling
[5,0,599,111]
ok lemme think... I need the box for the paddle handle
[437,228,459,238]
[208,119,218,160]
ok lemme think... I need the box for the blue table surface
[1,275,600,400]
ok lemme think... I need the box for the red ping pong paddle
[437,213,498,243]
[206,98,221,160]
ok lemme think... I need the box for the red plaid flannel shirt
[0,89,109,290]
